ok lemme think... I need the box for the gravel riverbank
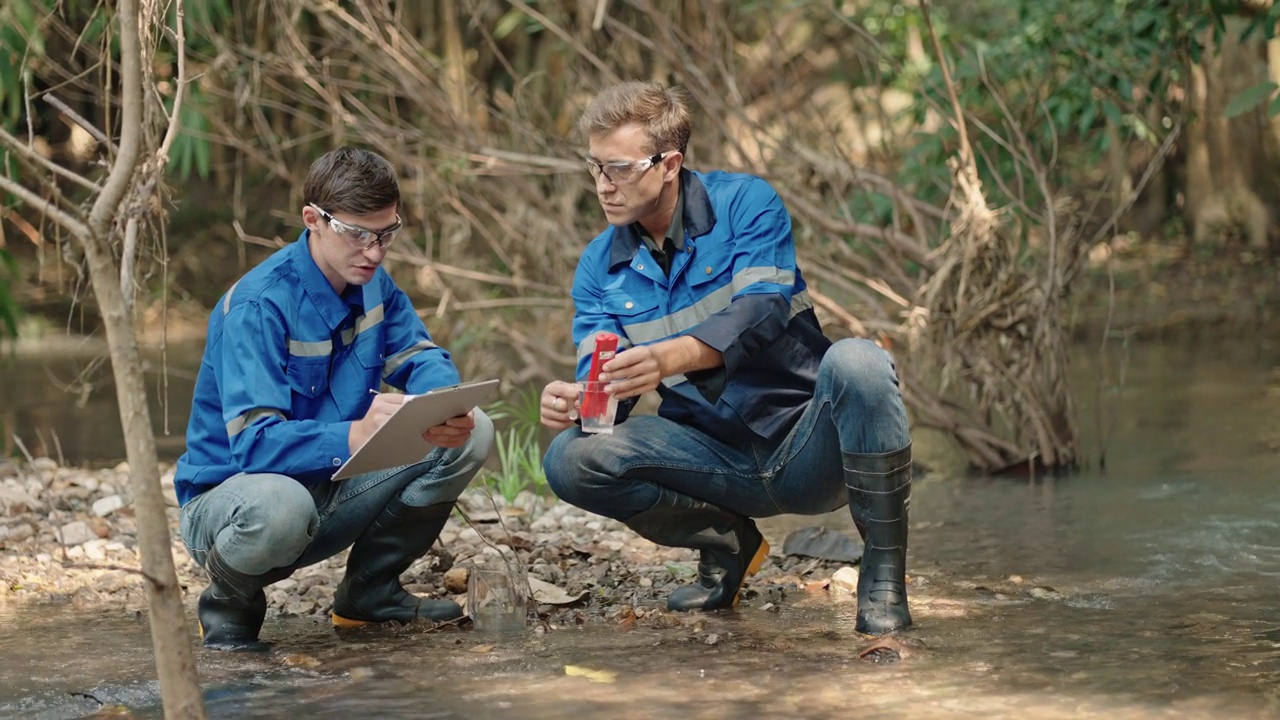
[0,457,890,632]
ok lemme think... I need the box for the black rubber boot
[330,499,463,628]
[624,488,770,611]
[198,546,296,651]
[844,444,913,635]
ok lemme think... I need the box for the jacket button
[332,458,341,466]
[637,264,645,270]
[705,267,713,274]
[625,301,634,309]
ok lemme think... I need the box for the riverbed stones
[92,495,125,517]
[57,521,96,547]
[0,482,42,516]
[442,567,469,594]
[0,457,933,632]
[830,566,860,595]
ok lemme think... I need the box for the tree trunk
[83,231,206,719]
[85,1,208,716]
[1187,19,1271,249]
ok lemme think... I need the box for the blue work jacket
[174,232,460,505]
[571,169,831,446]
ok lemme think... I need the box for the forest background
[2,0,1278,476]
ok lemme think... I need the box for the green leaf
[1268,93,1280,118]
[1078,102,1097,136]
[1224,80,1278,119]
[494,10,524,40]
[0,248,19,340]
[1101,99,1123,127]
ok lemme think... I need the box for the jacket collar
[608,168,716,270]
[291,230,360,331]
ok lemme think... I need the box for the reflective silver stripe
[226,408,286,437]
[340,303,386,346]
[576,335,634,363]
[222,280,241,315]
[732,267,795,294]
[288,338,333,357]
[662,373,687,388]
[623,283,734,345]
[791,291,813,314]
[621,266,791,345]
[383,340,438,379]
[623,282,812,346]
[354,303,385,338]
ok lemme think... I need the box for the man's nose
[595,172,617,193]
[363,242,388,261]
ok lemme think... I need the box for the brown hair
[303,147,400,214]
[577,81,691,155]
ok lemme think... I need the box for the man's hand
[349,393,406,453]
[596,345,663,400]
[598,337,722,401]
[540,380,582,430]
[423,409,475,448]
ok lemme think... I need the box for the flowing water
[1,332,1278,719]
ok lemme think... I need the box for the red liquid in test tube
[583,332,618,417]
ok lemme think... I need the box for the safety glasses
[310,204,402,251]
[584,152,670,184]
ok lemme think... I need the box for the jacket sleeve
[684,179,797,398]
[569,252,640,423]
[219,300,352,478]
[380,285,462,395]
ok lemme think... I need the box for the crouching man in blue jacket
[539,82,913,635]
[175,147,494,650]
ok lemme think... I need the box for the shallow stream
[1,332,1278,719]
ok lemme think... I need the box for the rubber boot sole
[330,613,371,629]
[331,600,465,629]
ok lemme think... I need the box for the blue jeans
[544,339,910,521]
[180,409,494,576]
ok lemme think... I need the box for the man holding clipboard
[174,148,495,650]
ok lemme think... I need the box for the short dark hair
[303,147,400,215]
[577,81,691,156]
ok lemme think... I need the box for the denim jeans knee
[180,473,316,575]
[543,428,605,513]
[398,407,495,507]
[820,338,911,453]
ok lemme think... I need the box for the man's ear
[662,150,684,182]
[301,205,322,231]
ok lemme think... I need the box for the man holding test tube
[538,82,915,635]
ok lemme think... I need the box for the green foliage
[1218,2,1280,119]
[0,248,19,339]
[169,87,212,180]
[849,0,1204,216]
[482,385,548,504]
[0,0,42,123]
[1225,80,1279,119]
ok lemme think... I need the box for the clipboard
[331,379,499,481]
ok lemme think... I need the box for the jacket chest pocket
[603,290,659,318]
[287,355,330,399]
[687,249,732,289]
[353,333,385,371]
[604,290,663,344]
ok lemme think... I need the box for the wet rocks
[0,457,934,632]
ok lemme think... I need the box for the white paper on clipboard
[331,379,499,481]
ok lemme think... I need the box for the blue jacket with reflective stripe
[571,169,831,446]
[174,232,460,505]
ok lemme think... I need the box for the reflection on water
[1,335,1278,718]
[0,338,203,466]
